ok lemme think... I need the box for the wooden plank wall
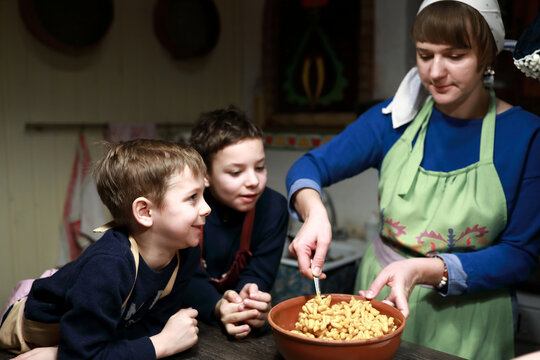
[0,0,250,303]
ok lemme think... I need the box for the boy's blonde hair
[93,139,206,227]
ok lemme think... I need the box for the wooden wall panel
[0,0,246,303]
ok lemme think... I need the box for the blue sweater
[25,228,199,360]
[183,187,288,323]
[286,99,540,294]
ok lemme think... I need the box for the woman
[285,1,540,359]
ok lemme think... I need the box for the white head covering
[383,0,506,128]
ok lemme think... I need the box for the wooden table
[0,322,465,359]
[166,322,465,360]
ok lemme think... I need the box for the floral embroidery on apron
[356,89,514,360]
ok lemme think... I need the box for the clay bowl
[268,294,406,360]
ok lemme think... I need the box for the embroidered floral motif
[382,214,490,255]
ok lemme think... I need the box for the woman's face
[207,138,267,212]
[416,41,485,116]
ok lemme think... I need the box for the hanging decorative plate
[18,0,113,55]
[153,0,220,59]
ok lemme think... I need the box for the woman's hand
[237,283,272,329]
[13,347,58,360]
[358,257,446,318]
[289,189,332,279]
[150,307,198,358]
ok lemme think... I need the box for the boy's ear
[204,175,210,188]
[132,197,153,228]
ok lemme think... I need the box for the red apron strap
[200,208,256,292]
[239,208,255,251]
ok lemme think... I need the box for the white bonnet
[418,0,505,53]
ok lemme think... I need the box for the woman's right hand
[288,188,333,279]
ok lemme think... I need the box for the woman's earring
[483,66,495,87]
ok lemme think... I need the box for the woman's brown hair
[412,1,497,71]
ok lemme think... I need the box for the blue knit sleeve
[285,100,395,213]
[456,110,540,292]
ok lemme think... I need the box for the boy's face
[207,138,267,212]
[151,166,210,250]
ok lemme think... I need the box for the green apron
[355,90,514,360]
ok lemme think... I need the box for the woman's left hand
[238,283,272,328]
[358,257,445,318]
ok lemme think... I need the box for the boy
[0,139,210,359]
[185,106,288,339]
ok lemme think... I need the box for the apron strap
[200,208,255,292]
[397,97,434,197]
[95,224,179,307]
[396,89,496,197]
[160,252,180,299]
[124,235,180,303]
[122,236,140,309]
[479,89,497,162]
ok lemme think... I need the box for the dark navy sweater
[25,228,199,359]
[183,187,288,323]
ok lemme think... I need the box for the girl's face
[416,41,486,117]
[207,138,267,212]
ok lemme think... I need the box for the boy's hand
[13,347,58,360]
[237,283,271,329]
[150,307,198,358]
[214,290,256,339]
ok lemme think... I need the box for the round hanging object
[154,0,220,59]
[19,0,114,54]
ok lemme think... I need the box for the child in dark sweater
[0,139,211,359]
[184,106,288,339]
